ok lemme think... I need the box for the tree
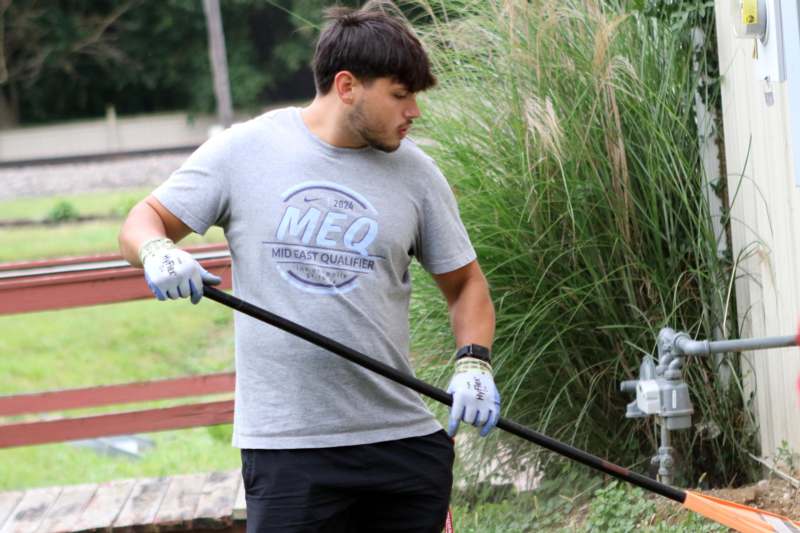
[0,0,140,127]
[202,0,233,127]
[0,0,348,127]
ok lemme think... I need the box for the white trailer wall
[714,0,800,458]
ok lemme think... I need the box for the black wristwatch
[455,344,492,364]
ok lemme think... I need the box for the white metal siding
[715,0,800,458]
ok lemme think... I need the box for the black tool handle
[202,285,686,504]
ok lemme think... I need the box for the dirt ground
[699,470,800,522]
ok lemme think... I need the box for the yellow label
[742,0,758,25]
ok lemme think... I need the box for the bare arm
[118,195,193,267]
[431,260,495,350]
[435,259,500,437]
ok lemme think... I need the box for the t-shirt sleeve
[152,131,232,235]
[416,164,477,274]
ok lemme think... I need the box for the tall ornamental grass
[408,0,756,486]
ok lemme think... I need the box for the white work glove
[139,237,221,304]
[447,357,501,437]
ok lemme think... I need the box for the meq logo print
[264,181,383,295]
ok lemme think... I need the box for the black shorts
[241,430,455,533]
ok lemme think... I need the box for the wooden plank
[35,483,96,533]
[0,258,231,316]
[0,492,24,531]
[71,478,136,532]
[0,372,235,417]
[0,487,60,533]
[232,472,246,521]
[0,400,234,448]
[151,473,207,529]
[112,477,170,531]
[193,470,240,529]
[0,244,228,273]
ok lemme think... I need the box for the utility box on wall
[733,0,800,186]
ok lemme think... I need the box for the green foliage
[448,468,729,532]
[631,0,715,27]
[449,474,728,532]
[409,0,757,486]
[3,0,354,125]
[452,496,550,533]
[661,512,730,533]
[775,440,796,472]
[45,200,80,223]
[450,470,591,532]
[584,482,726,532]
[585,482,657,532]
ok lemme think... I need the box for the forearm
[118,201,170,267]
[444,268,499,437]
[119,196,194,267]
[447,275,495,350]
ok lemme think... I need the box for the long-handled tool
[203,285,800,533]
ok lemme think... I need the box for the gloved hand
[139,237,221,304]
[447,357,501,437]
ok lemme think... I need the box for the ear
[333,71,359,105]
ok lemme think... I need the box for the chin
[368,138,402,153]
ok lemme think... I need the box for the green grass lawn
[0,187,152,220]
[0,221,226,263]
[0,188,226,263]
[0,427,241,490]
[0,299,234,394]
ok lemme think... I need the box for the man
[119,5,500,532]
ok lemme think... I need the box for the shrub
[45,200,80,223]
[584,481,727,532]
[409,0,755,486]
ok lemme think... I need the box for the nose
[405,96,421,120]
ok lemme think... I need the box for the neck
[300,96,366,149]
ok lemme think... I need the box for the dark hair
[312,5,437,95]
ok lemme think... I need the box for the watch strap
[455,343,492,364]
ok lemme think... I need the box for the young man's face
[347,77,421,153]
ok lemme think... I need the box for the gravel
[0,152,193,201]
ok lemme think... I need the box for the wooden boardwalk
[0,470,246,532]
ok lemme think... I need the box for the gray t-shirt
[154,107,476,449]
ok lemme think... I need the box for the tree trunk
[202,0,233,128]
[0,86,19,129]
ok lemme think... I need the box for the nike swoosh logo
[304,197,321,203]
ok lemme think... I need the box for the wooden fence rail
[0,400,235,449]
[0,372,235,417]
[0,243,230,315]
